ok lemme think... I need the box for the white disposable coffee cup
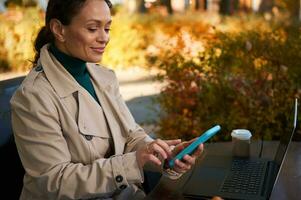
[231,129,252,157]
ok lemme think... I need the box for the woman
[10,0,203,199]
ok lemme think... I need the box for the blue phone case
[168,125,221,168]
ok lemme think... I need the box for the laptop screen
[273,98,298,166]
[267,98,299,197]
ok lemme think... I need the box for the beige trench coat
[11,45,177,200]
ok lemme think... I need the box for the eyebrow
[86,19,112,25]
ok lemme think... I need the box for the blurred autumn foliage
[0,7,43,72]
[1,5,301,141]
[147,20,301,141]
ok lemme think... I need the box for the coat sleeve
[11,84,143,200]
[109,71,153,153]
[110,71,183,179]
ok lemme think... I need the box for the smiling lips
[91,47,105,53]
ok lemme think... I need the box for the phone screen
[168,125,221,168]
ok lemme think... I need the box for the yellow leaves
[181,30,205,53]
[0,7,43,71]
[182,108,189,116]
[271,29,287,43]
[253,57,268,69]
[146,45,160,56]
[214,48,222,57]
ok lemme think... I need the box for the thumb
[187,137,198,144]
[164,139,182,146]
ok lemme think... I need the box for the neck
[49,43,87,76]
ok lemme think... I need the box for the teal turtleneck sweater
[49,44,99,104]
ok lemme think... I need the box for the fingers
[173,142,186,153]
[155,139,174,157]
[191,144,204,157]
[187,138,198,143]
[172,155,195,174]
[164,139,182,146]
[144,139,183,167]
[183,154,195,165]
[144,139,204,170]
[178,138,196,149]
[171,143,204,174]
[147,154,162,166]
[173,159,191,173]
[152,143,168,159]
[149,139,178,159]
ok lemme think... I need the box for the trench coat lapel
[77,91,110,138]
[40,44,78,98]
[87,63,131,155]
[40,45,110,139]
[86,64,135,132]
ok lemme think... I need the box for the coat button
[115,175,123,183]
[119,184,127,190]
[84,135,93,141]
[35,65,43,72]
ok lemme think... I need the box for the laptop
[183,98,298,200]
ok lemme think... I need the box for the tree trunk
[161,0,173,14]
[194,0,207,11]
[137,0,147,13]
[258,0,274,13]
[219,0,231,15]
[204,0,208,10]
[195,0,200,10]
[219,0,240,15]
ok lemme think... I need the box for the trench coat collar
[39,44,113,98]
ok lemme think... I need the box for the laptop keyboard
[220,159,266,195]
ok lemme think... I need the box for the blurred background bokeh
[0,0,300,141]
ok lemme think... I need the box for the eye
[87,28,97,32]
[104,28,111,33]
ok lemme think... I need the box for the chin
[86,56,103,63]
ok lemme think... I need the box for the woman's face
[58,0,111,62]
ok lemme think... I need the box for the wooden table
[145,141,301,200]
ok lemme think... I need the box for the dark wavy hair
[33,0,112,64]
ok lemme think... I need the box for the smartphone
[168,125,221,168]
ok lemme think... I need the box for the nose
[96,29,109,44]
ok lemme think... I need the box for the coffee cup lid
[231,129,252,140]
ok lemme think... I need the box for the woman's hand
[136,139,181,169]
[169,138,204,174]
[212,197,223,200]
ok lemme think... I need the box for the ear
[49,19,66,42]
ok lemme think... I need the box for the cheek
[68,32,94,50]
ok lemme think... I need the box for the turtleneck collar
[49,43,87,76]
